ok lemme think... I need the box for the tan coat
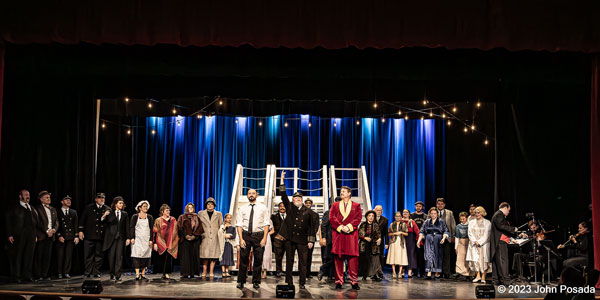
[198,210,223,259]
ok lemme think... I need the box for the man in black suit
[33,191,59,281]
[56,195,79,279]
[79,192,110,278]
[5,189,38,283]
[278,171,317,290]
[374,205,388,279]
[318,197,339,281]
[490,202,518,285]
[270,202,287,277]
[304,198,320,279]
[102,196,130,281]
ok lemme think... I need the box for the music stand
[540,240,560,285]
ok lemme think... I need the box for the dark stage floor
[0,273,555,299]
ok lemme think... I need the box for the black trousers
[9,233,36,280]
[107,237,125,277]
[272,238,285,273]
[319,242,335,278]
[56,240,74,275]
[492,241,510,284]
[155,252,174,275]
[238,231,265,284]
[34,238,53,278]
[442,241,453,276]
[306,245,314,276]
[286,241,308,285]
[179,238,201,276]
[416,244,426,276]
[83,239,104,276]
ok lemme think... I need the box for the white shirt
[20,200,31,211]
[116,210,121,221]
[236,202,270,233]
[43,204,52,231]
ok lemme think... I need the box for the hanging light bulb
[381,117,385,123]
[477,101,482,108]
[148,102,153,109]
[333,121,337,127]
[447,120,452,126]
[452,106,457,113]
[484,139,489,145]
[177,120,181,126]
[398,110,402,115]
[151,129,156,135]
[463,126,468,133]
[258,120,263,126]
[471,124,476,131]
[197,114,203,119]
[101,123,106,129]
[429,111,433,117]
[356,120,360,125]
[404,115,409,121]
[308,122,312,127]
[442,113,446,119]
[172,108,177,115]
[127,129,131,135]
[284,122,288,127]
[125,97,129,102]
[235,119,238,124]
[373,102,378,108]
[420,116,424,120]
[218,97,223,105]
[423,99,428,106]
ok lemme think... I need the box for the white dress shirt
[43,204,52,231]
[236,202,270,233]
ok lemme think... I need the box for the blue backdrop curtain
[129,115,444,221]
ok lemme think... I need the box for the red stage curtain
[592,56,600,284]
[1,0,599,52]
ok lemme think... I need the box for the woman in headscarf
[177,202,204,279]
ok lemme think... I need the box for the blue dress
[220,225,236,266]
[420,218,450,273]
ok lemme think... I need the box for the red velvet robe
[330,200,362,256]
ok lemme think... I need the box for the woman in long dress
[467,206,492,283]
[359,210,383,281]
[401,209,420,278]
[177,203,204,279]
[417,207,450,279]
[129,200,154,281]
[220,213,237,277]
[387,211,408,279]
[153,204,179,280]
[455,212,471,278]
[198,197,223,279]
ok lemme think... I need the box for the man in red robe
[330,186,363,290]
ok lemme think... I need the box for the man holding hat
[33,190,58,281]
[78,192,110,278]
[278,171,317,290]
[304,197,320,279]
[56,195,79,279]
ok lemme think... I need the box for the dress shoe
[236,282,244,288]
[317,273,323,281]
[253,283,260,289]
[335,283,343,289]
[110,275,115,280]
[58,274,63,279]
[299,284,306,289]
[64,274,70,279]
[352,283,360,290]
[372,276,382,282]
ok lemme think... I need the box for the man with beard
[278,171,316,290]
[411,201,428,277]
[6,189,38,283]
[236,188,270,289]
[79,193,111,278]
[373,205,388,279]
[304,198,320,279]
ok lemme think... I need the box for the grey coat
[198,210,223,259]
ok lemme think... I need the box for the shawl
[177,212,204,239]
[388,220,408,244]
[154,216,179,258]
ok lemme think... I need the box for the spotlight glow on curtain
[143,115,443,221]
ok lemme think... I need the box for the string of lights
[99,96,494,147]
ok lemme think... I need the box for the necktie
[248,204,255,234]
[282,213,285,220]
[117,211,121,221]
[65,209,68,216]
[26,204,31,211]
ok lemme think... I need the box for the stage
[0,273,552,299]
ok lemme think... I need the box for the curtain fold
[0,43,4,156]
[114,115,444,222]
[591,56,600,282]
